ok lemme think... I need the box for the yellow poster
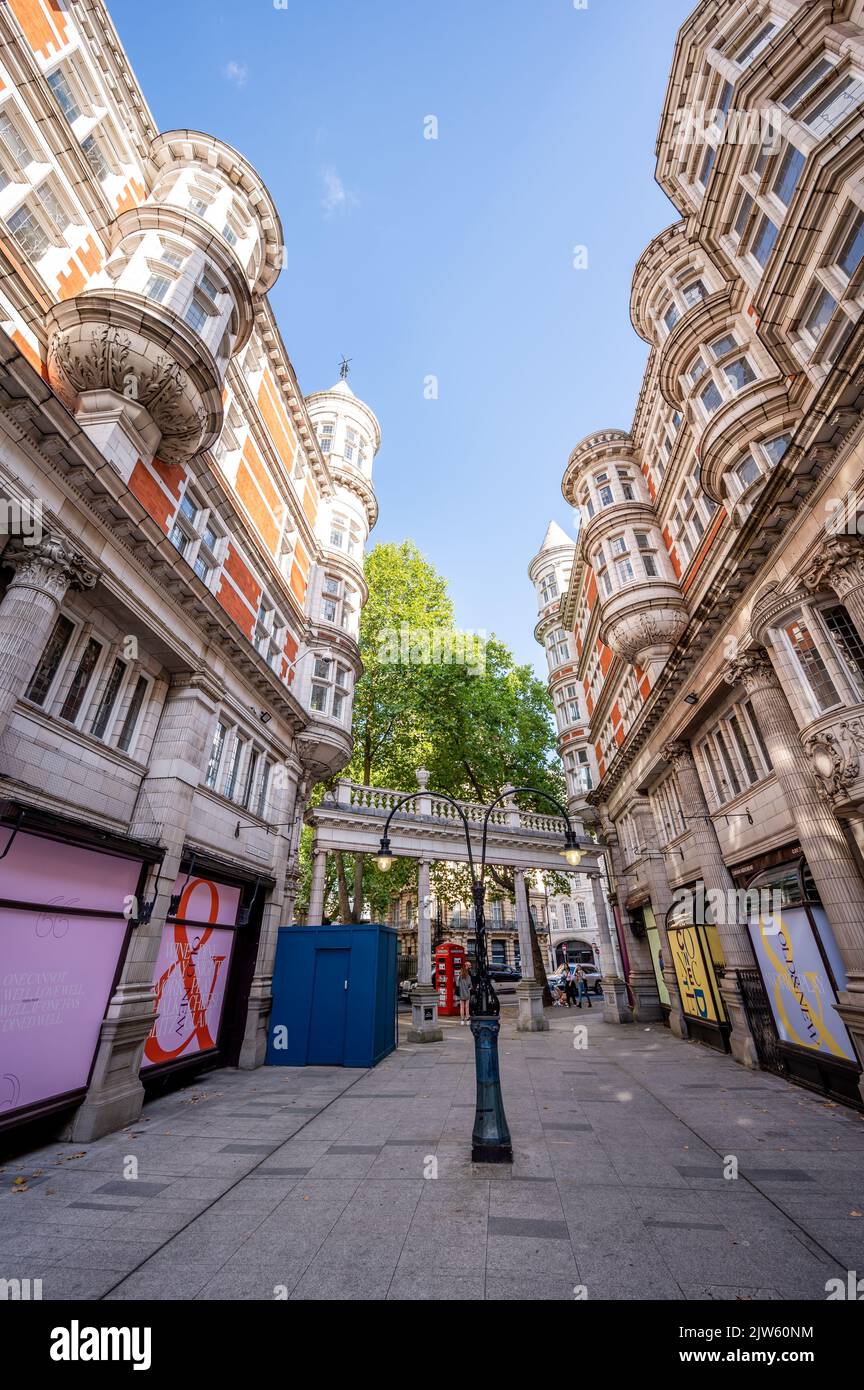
[670,923,726,1024]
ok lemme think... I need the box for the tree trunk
[528,903,553,1007]
[334,852,351,923]
[352,853,365,922]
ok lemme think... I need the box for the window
[751,215,778,267]
[116,675,148,753]
[205,721,227,789]
[222,222,238,246]
[803,288,837,343]
[782,58,834,111]
[785,617,840,710]
[330,517,346,549]
[803,76,864,138]
[615,557,634,585]
[26,615,75,705]
[0,110,34,169]
[319,422,334,453]
[735,22,776,66]
[773,146,805,206]
[6,203,50,259]
[200,272,220,301]
[562,684,581,724]
[762,434,790,466]
[332,663,350,719]
[700,380,722,414]
[733,194,753,241]
[144,273,170,303]
[47,69,81,123]
[256,760,272,818]
[821,605,864,693]
[744,698,772,770]
[736,454,760,489]
[723,357,756,391]
[91,658,127,739]
[37,184,70,232]
[663,301,680,332]
[185,298,207,333]
[241,748,260,809]
[224,733,247,799]
[59,642,106,723]
[698,145,716,186]
[160,246,185,269]
[81,134,109,181]
[321,576,341,625]
[837,212,864,281]
[679,280,704,309]
[690,356,708,384]
[189,196,209,217]
[540,571,558,604]
[711,334,737,359]
[642,551,658,577]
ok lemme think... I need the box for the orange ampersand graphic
[143,878,229,1064]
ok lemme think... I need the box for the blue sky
[110,0,694,673]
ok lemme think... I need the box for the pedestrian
[575,965,592,1009]
[564,965,578,1008]
[457,959,472,1024]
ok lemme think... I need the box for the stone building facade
[531,0,864,1106]
[387,870,601,974]
[0,0,378,1139]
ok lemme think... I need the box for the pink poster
[141,876,240,1069]
[0,833,141,1115]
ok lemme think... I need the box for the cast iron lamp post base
[469,1014,512,1163]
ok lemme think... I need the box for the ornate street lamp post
[376,785,583,1163]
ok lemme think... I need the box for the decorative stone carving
[660,740,695,771]
[4,536,98,598]
[803,536,864,600]
[46,297,223,464]
[602,602,689,666]
[723,647,779,695]
[802,717,864,803]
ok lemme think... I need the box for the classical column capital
[803,535,864,599]
[5,535,98,598]
[723,646,779,696]
[660,740,695,771]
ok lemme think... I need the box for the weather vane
[339,355,352,381]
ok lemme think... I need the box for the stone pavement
[2,1004,864,1301]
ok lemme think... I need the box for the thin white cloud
[222,61,248,90]
[321,167,357,216]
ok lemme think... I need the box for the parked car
[548,964,603,995]
[487,964,522,983]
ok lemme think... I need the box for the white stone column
[726,646,864,1093]
[661,739,759,1068]
[307,844,328,924]
[514,868,547,1031]
[589,868,632,1023]
[0,536,97,740]
[69,668,224,1141]
[239,753,304,1069]
[408,855,442,1042]
[601,810,663,1023]
[630,799,688,1040]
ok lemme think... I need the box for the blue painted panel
[267,924,397,1069]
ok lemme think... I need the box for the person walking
[564,965,578,1009]
[457,959,472,1024]
[575,964,592,1009]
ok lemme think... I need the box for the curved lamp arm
[479,786,582,883]
[376,790,478,880]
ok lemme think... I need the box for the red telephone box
[434,942,465,1017]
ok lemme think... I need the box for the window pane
[773,146,805,206]
[822,605,864,689]
[698,145,716,186]
[724,357,756,390]
[782,58,834,110]
[751,216,778,267]
[786,618,840,709]
[735,22,776,65]
[117,676,148,753]
[205,721,227,789]
[0,111,32,166]
[761,434,790,466]
[7,204,50,258]
[711,334,737,359]
[805,288,837,341]
[804,78,864,137]
[91,658,126,739]
[81,134,109,180]
[185,299,207,332]
[26,614,75,705]
[223,734,246,797]
[728,713,758,783]
[838,213,864,278]
[700,380,722,413]
[47,69,81,122]
[60,638,102,722]
[37,184,70,232]
[734,193,753,239]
